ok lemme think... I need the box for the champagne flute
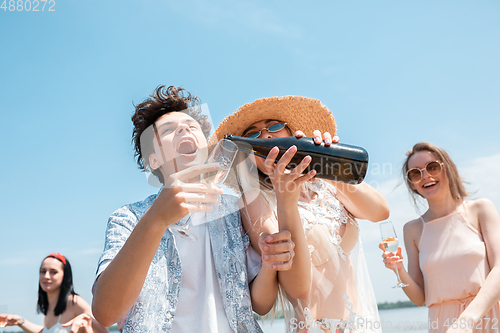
[170,139,238,241]
[380,221,409,288]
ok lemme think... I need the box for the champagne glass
[380,221,409,288]
[170,139,238,241]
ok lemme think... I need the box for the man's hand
[148,163,224,228]
[259,230,295,271]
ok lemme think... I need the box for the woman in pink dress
[381,142,500,333]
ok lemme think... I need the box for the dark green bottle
[224,135,369,184]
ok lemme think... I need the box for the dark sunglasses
[243,122,288,139]
[406,160,444,184]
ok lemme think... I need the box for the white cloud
[169,0,303,39]
[460,154,500,206]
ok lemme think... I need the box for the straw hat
[212,96,337,143]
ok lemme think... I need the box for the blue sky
[1,0,499,329]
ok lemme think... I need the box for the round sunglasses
[406,160,444,184]
[243,122,288,138]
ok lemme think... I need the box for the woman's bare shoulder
[402,217,424,251]
[467,198,499,224]
[467,198,495,210]
[66,294,90,314]
[403,217,423,235]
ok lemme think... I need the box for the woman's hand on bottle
[379,242,405,271]
[259,230,295,271]
[264,146,315,201]
[0,314,23,326]
[295,130,339,146]
[62,313,93,333]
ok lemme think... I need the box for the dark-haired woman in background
[0,253,107,333]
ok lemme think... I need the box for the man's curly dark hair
[131,85,211,184]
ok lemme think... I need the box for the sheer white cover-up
[231,152,380,333]
[248,179,380,333]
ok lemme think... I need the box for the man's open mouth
[176,137,198,155]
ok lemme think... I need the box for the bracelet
[17,318,25,326]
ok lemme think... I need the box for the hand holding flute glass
[380,221,409,288]
[170,139,238,241]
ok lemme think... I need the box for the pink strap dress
[419,202,500,332]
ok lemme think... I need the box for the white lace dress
[283,179,380,333]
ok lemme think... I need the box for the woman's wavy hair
[37,255,77,316]
[402,142,468,205]
[131,85,211,184]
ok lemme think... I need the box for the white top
[42,316,71,333]
[170,213,233,333]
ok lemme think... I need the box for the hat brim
[212,96,336,145]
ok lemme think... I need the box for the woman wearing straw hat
[214,96,390,333]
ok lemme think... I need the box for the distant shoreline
[377,300,420,310]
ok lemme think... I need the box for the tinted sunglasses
[243,122,288,138]
[406,161,444,184]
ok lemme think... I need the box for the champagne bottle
[224,134,369,184]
